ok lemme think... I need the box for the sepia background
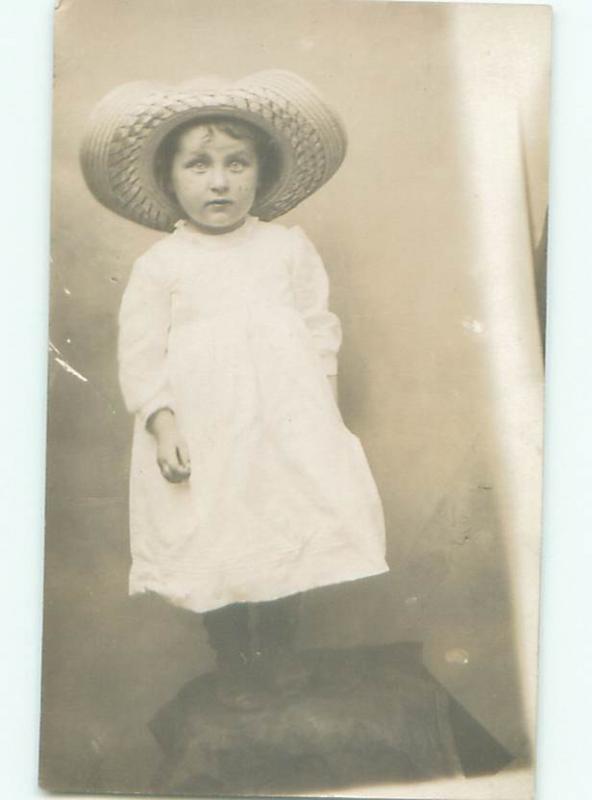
[41,0,550,796]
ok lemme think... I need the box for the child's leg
[202,602,250,663]
[255,593,301,651]
[253,594,311,694]
[203,603,269,711]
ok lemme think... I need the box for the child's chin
[189,214,248,234]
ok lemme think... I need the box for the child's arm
[327,374,338,403]
[118,253,191,483]
[289,227,342,399]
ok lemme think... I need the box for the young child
[81,70,389,710]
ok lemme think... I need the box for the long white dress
[118,216,388,613]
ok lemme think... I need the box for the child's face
[169,125,259,234]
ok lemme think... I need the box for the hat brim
[80,70,347,231]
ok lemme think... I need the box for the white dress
[118,216,388,613]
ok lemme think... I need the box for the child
[81,70,389,710]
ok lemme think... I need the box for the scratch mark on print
[49,342,88,383]
[445,648,470,665]
[462,318,484,334]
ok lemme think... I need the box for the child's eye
[228,159,248,172]
[187,159,208,171]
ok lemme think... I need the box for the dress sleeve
[289,226,342,376]
[118,252,175,428]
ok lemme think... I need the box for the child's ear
[161,172,178,205]
[163,174,174,198]
[154,142,177,202]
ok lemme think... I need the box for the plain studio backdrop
[41,0,549,796]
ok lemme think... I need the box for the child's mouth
[207,199,232,208]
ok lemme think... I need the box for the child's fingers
[157,457,173,481]
[171,462,191,481]
[176,441,191,469]
[157,456,190,483]
[156,437,191,482]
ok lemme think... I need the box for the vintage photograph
[40,1,551,797]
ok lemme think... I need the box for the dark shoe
[215,657,269,712]
[255,645,312,696]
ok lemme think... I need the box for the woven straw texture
[80,70,347,231]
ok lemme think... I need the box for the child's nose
[209,166,229,192]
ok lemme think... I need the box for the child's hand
[147,409,192,483]
[156,432,192,483]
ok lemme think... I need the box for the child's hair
[154,117,280,210]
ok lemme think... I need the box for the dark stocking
[254,593,301,652]
[202,602,250,664]
[252,594,310,694]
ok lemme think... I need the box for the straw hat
[80,69,347,232]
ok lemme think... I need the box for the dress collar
[172,215,259,248]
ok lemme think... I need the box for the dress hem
[129,560,390,614]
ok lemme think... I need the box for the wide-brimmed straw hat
[80,69,347,231]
